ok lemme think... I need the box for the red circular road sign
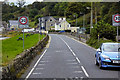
[114,14,120,23]
[19,16,28,25]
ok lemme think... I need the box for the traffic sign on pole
[18,16,29,49]
[18,16,29,25]
[112,14,120,42]
[112,14,120,26]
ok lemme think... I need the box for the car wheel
[99,60,103,69]
[95,59,99,66]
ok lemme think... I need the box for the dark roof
[9,20,18,25]
[41,16,56,21]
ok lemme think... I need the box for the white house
[9,20,18,30]
[9,20,29,30]
[71,27,80,32]
[55,18,71,31]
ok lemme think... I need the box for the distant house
[9,20,18,30]
[55,18,71,31]
[71,27,80,33]
[39,16,57,31]
[9,20,29,30]
[38,16,71,31]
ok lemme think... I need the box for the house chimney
[63,18,66,21]
[59,18,62,22]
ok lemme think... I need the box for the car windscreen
[103,44,120,52]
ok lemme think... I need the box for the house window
[51,24,53,26]
[50,19,52,22]
[60,25,61,27]
[67,25,69,27]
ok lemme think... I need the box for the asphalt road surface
[22,34,120,79]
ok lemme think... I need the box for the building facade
[55,18,71,31]
[39,16,57,31]
[39,16,71,31]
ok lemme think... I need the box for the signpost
[112,14,120,42]
[18,16,29,49]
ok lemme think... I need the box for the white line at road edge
[65,36,96,51]
[59,37,89,78]
[25,49,47,80]
[81,66,89,77]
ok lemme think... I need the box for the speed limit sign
[18,16,29,25]
[114,14,120,23]
[112,14,120,26]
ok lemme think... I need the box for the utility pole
[83,14,85,28]
[38,18,41,41]
[95,2,97,24]
[90,2,93,34]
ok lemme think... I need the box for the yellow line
[46,35,51,48]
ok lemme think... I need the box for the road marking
[65,36,96,51]
[81,66,89,78]
[55,51,62,52]
[40,61,49,63]
[60,37,76,57]
[67,63,78,65]
[59,36,89,78]
[76,57,81,63]
[38,64,45,66]
[36,68,44,70]
[46,36,51,48]
[66,60,76,62]
[25,49,47,80]
[32,73,42,75]
[73,71,82,73]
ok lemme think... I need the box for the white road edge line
[76,57,81,63]
[81,66,89,78]
[59,37,89,78]
[65,36,96,51]
[25,49,47,80]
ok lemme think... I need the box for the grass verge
[2,33,45,66]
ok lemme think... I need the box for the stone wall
[2,34,49,79]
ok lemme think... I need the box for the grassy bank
[2,33,45,66]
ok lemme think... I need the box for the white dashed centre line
[59,36,89,78]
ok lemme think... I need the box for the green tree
[29,9,38,19]
[91,20,116,41]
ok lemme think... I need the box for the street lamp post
[74,14,77,27]
[80,12,85,31]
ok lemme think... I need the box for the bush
[86,38,113,49]
[91,20,116,41]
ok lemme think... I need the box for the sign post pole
[18,16,29,49]
[23,27,24,49]
[112,14,120,42]
[117,26,119,42]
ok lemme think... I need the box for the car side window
[99,44,103,51]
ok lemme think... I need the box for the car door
[96,44,102,61]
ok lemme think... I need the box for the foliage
[90,20,116,41]
[34,15,43,24]
[86,38,113,49]
[2,2,120,30]
[29,9,38,19]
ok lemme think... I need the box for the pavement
[21,34,120,79]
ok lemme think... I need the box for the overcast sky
[6,0,43,5]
